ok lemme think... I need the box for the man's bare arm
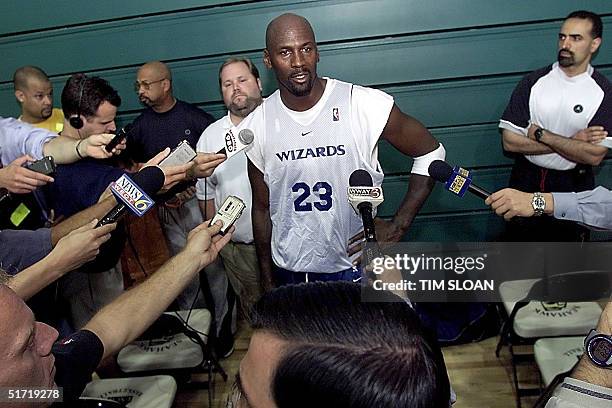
[485,188,554,221]
[568,301,612,389]
[532,125,608,166]
[50,195,117,245]
[248,159,274,291]
[502,129,554,155]
[9,221,115,300]
[43,134,120,163]
[375,105,438,241]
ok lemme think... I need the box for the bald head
[13,66,54,122]
[136,61,175,110]
[265,13,316,50]
[13,66,50,92]
[138,61,172,81]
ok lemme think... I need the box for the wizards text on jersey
[275,145,346,162]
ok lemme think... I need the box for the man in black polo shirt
[0,220,232,406]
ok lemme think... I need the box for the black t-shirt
[124,99,214,162]
[122,100,214,199]
[51,329,104,405]
[41,159,127,272]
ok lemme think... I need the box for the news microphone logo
[110,174,154,216]
[224,130,237,153]
[446,166,472,197]
[220,128,254,158]
[347,186,384,205]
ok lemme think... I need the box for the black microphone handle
[468,184,491,200]
[357,202,384,268]
[96,203,126,227]
[358,203,377,242]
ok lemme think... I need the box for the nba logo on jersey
[332,107,340,121]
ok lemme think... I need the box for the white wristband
[411,143,446,176]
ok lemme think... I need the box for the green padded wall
[1,0,610,241]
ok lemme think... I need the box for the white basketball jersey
[258,80,384,273]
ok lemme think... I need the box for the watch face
[534,197,545,208]
[535,128,543,140]
[589,336,612,366]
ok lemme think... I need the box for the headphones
[69,76,87,129]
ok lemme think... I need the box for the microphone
[428,160,491,199]
[216,128,254,159]
[348,169,385,268]
[96,166,164,227]
[105,123,132,152]
[348,169,384,242]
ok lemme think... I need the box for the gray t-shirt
[0,228,52,273]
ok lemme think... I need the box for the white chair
[80,375,177,408]
[118,309,211,371]
[495,270,610,408]
[117,309,226,407]
[534,336,584,387]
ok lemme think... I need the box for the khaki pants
[59,262,124,329]
[220,241,262,316]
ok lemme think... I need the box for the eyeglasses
[133,78,166,91]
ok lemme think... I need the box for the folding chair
[533,336,583,387]
[495,270,611,407]
[80,375,177,407]
[117,309,227,407]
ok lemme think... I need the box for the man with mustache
[13,66,64,133]
[499,10,611,242]
[124,61,231,356]
[240,13,445,289]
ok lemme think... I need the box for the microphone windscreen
[130,166,165,195]
[238,129,254,145]
[428,160,453,183]
[349,169,373,187]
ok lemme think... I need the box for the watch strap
[532,192,545,216]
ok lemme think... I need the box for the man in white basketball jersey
[243,13,446,290]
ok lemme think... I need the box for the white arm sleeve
[411,143,446,176]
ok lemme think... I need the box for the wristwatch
[531,192,546,216]
[534,127,544,142]
[585,329,612,368]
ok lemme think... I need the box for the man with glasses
[123,61,231,355]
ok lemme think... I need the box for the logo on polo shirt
[573,104,583,113]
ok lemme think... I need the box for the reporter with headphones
[38,74,133,330]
